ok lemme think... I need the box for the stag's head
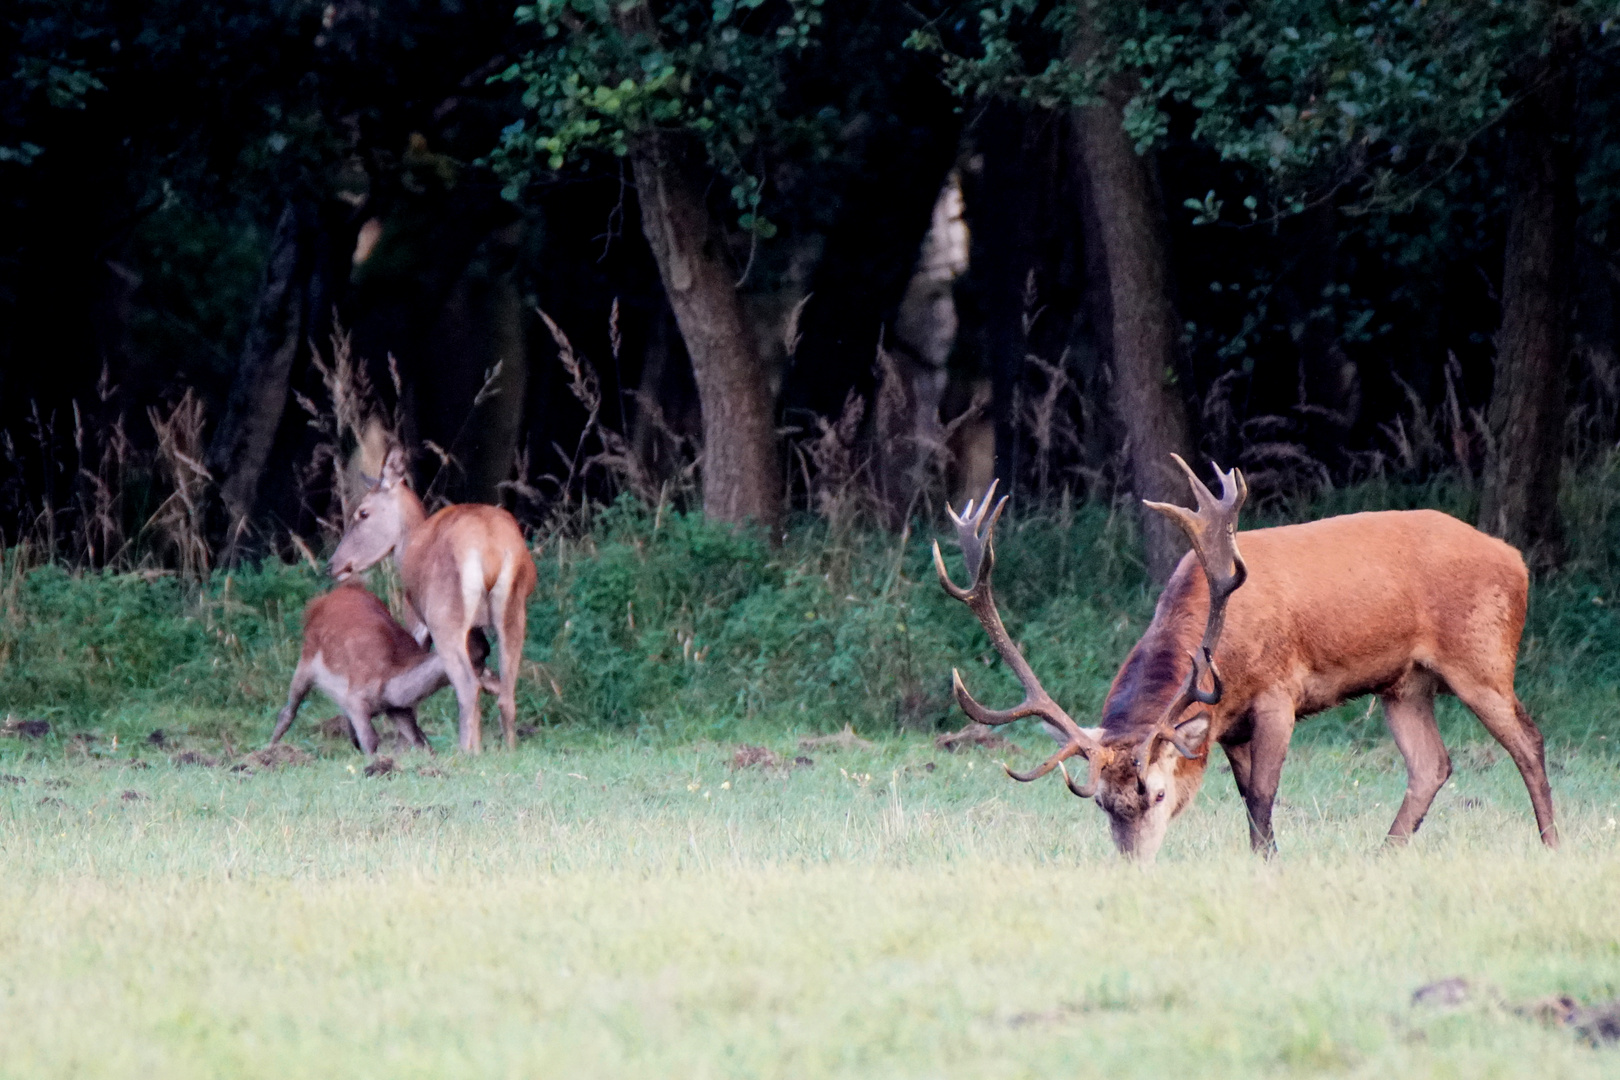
[329,447,415,580]
[934,458,1246,863]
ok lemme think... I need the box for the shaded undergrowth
[3,467,1620,753]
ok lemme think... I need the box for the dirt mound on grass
[239,745,313,771]
[1,716,50,739]
[798,725,873,752]
[934,723,1022,754]
[732,745,814,773]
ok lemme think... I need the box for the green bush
[3,474,1619,751]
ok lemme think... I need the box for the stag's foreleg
[1240,694,1297,856]
[270,661,316,744]
[1382,676,1452,843]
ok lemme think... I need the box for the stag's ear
[378,447,409,490]
[1169,714,1211,759]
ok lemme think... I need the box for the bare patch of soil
[732,745,782,770]
[1415,978,1620,1047]
[239,745,313,771]
[731,745,814,773]
[0,774,24,785]
[317,715,352,741]
[934,723,1022,754]
[1,716,50,738]
[120,790,146,802]
[798,725,873,752]
[171,750,219,767]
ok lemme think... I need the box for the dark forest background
[6,0,1620,581]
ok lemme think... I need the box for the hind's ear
[378,447,409,490]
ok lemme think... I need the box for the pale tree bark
[1479,35,1575,571]
[616,1,781,527]
[1072,77,1195,583]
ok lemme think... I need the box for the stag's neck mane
[1098,568,1208,738]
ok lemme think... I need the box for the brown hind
[328,447,536,753]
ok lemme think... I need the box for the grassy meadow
[2,476,1620,1076]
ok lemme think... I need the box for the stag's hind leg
[1446,676,1558,848]
[1381,674,1451,843]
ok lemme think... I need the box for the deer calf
[269,582,491,754]
[328,447,536,754]
[937,457,1558,862]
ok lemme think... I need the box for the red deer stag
[935,457,1558,861]
[328,447,537,754]
[268,581,493,753]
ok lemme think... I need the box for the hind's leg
[1446,675,1558,848]
[270,663,315,744]
[491,589,527,752]
[1382,682,1451,842]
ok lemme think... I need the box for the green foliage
[489,0,839,233]
[915,1,1620,215]
[8,472,1620,752]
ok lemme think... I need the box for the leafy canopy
[489,0,838,236]
[913,0,1620,218]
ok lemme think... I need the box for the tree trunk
[614,1,779,527]
[1072,80,1195,583]
[629,137,781,526]
[1479,44,1576,570]
[208,201,320,555]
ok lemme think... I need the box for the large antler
[1137,455,1249,766]
[933,482,1110,797]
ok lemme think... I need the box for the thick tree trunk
[629,137,781,526]
[1479,48,1576,570]
[1072,81,1195,583]
[614,1,780,527]
[208,201,320,555]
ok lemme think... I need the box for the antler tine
[1059,757,1106,799]
[935,483,1104,776]
[1137,456,1251,766]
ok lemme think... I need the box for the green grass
[3,475,1620,1075]
[0,733,1615,1078]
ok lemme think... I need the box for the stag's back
[1153,510,1527,717]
